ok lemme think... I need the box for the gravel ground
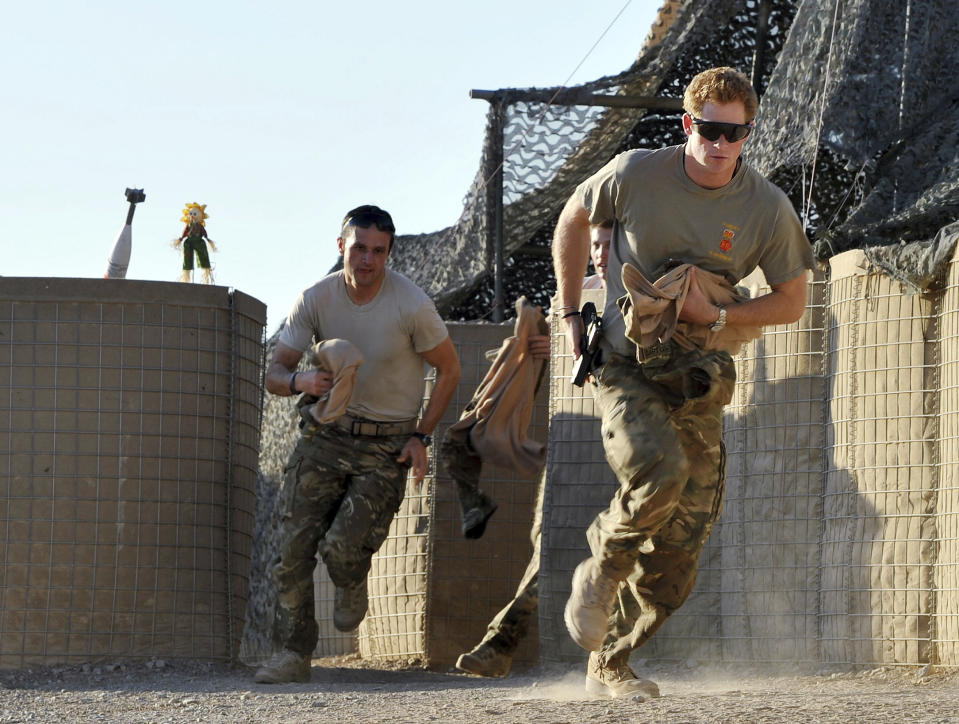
[2,654,958,723]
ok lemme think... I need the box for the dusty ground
[1,655,958,723]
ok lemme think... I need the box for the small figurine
[173,202,217,283]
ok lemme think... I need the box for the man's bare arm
[397,336,462,484]
[552,195,593,357]
[416,336,461,436]
[680,269,809,327]
[265,342,333,397]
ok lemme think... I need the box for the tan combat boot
[585,651,660,698]
[254,649,311,684]
[455,640,512,677]
[563,558,619,651]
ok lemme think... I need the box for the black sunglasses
[690,117,754,143]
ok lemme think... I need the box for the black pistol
[572,302,603,387]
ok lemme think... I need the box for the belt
[330,414,418,438]
[635,341,673,367]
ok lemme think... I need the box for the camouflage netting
[748,0,959,291]
[376,0,956,321]
[377,0,797,320]
[387,0,759,319]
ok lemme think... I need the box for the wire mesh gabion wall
[539,248,959,669]
[0,278,265,669]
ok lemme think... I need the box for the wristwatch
[411,432,432,448]
[708,304,727,332]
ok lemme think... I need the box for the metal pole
[751,0,772,96]
[470,88,683,110]
[487,100,505,323]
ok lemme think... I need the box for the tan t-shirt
[576,144,814,355]
[582,274,604,290]
[279,269,450,421]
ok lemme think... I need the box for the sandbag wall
[817,252,937,666]
[539,247,959,668]
[0,278,265,669]
[936,247,959,666]
[716,265,827,666]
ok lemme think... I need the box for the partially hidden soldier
[553,67,814,698]
[439,296,550,539]
[254,205,461,684]
[455,223,611,678]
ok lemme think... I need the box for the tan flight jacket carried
[618,262,762,360]
[446,297,550,478]
[300,338,365,424]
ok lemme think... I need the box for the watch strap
[411,432,432,447]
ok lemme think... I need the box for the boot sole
[455,653,510,678]
[585,674,659,699]
[254,669,311,684]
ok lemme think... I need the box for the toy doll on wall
[174,202,217,283]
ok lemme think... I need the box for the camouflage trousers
[271,421,410,656]
[438,432,488,521]
[478,472,545,655]
[587,346,736,665]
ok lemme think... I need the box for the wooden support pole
[752,0,772,96]
[470,88,683,110]
[485,100,506,323]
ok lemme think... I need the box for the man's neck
[683,152,741,189]
[343,275,384,305]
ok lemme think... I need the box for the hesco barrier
[0,278,265,669]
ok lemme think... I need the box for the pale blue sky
[1,1,660,332]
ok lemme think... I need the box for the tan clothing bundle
[447,297,549,478]
[618,262,762,359]
[301,339,365,424]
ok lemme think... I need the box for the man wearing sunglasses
[552,67,814,698]
[254,205,461,684]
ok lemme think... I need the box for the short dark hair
[340,205,396,249]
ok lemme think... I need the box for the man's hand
[679,267,722,326]
[297,368,334,397]
[680,267,809,329]
[563,314,586,359]
[397,437,428,485]
[527,332,551,360]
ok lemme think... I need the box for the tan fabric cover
[305,339,365,424]
[448,297,550,478]
[618,262,762,357]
